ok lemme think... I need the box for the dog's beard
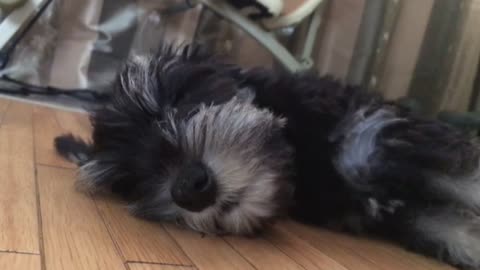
[79,98,294,235]
[173,98,293,234]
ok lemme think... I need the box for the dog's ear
[113,55,162,116]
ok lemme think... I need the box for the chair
[194,0,326,72]
[0,0,50,68]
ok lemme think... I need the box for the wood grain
[2,101,32,127]
[442,0,480,112]
[407,0,466,116]
[267,225,348,270]
[0,99,10,120]
[379,0,435,100]
[33,106,75,168]
[128,263,196,270]
[0,99,463,269]
[37,166,126,270]
[282,222,384,270]
[287,222,454,270]
[224,236,304,270]
[0,253,40,270]
[0,102,39,254]
[95,198,192,266]
[283,221,455,270]
[164,225,255,270]
[54,110,91,140]
[327,229,453,270]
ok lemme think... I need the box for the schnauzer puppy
[55,44,480,270]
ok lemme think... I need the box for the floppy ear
[113,55,163,116]
[112,43,221,116]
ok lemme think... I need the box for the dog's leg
[393,208,480,270]
[331,103,480,211]
[55,134,119,193]
[54,134,92,165]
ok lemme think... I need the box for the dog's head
[84,45,294,235]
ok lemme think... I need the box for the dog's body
[56,45,480,269]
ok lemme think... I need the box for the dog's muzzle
[171,161,217,212]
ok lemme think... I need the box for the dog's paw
[54,134,92,165]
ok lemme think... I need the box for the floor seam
[32,105,47,270]
[35,161,76,170]
[0,250,40,256]
[36,163,76,171]
[162,226,197,267]
[92,197,131,270]
[223,238,259,270]
[125,260,194,267]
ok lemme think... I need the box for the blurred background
[1,0,480,130]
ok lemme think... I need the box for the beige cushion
[263,0,323,29]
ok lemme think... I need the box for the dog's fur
[55,44,480,270]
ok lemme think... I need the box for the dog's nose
[171,162,217,212]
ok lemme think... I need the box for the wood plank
[224,236,305,270]
[0,102,39,254]
[364,0,403,92]
[33,106,76,168]
[311,229,455,270]
[0,102,34,164]
[347,0,391,87]
[37,166,126,270]
[281,222,383,270]
[306,224,450,270]
[442,0,480,112]
[314,0,366,79]
[407,0,466,116]
[95,197,192,266]
[379,0,435,100]
[129,263,195,270]
[266,225,348,270]
[0,99,10,121]
[283,221,455,270]
[0,253,41,270]
[164,225,255,270]
[2,101,33,128]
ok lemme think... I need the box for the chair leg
[192,6,207,43]
[197,0,311,72]
[299,1,328,70]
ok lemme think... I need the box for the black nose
[171,162,217,212]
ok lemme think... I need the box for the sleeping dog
[56,44,480,270]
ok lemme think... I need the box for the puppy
[55,44,480,270]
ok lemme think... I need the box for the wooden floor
[0,98,457,270]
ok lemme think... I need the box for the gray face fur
[79,97,294,235]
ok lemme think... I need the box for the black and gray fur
[55,44,480,270]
